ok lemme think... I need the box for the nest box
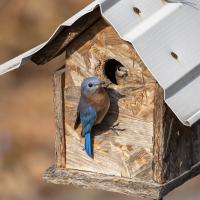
[1,1,200,200]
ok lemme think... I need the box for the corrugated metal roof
[0,0,200,126]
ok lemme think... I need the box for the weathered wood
[44,161,200,199]
[160,161,200,197]
[53,67,66,168]
[153,84,166,183]
[31,7,101,65]
[164,115,200,182]
[44,165,162,199]
[64,19,156,180]
[44,160,200,199]
[153,85,200,184]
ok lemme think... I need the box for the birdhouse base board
[44,165,161,199]
[44,163,200,199]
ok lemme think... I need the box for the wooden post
[53,67,66,168]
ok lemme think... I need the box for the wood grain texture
[44,165,161,199]
[64,19,156,181]
[153,85,165,183]
[31,7,101,65]
[44,161,200,199]
[53,67,66,168]
[153,85,200,184]
[65,86,153,179]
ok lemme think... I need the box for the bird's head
[115,65,128,79]
[81,77,105,96]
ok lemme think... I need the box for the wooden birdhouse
[1,1,200,199]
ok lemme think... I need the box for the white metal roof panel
[0,0,200,126]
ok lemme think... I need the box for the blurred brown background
[0,1,200,200]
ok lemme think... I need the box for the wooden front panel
[64,19,156,180]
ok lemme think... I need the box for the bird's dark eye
[117,66,121,71]
[88,83,93,88]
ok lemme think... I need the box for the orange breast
[89,89,110,125]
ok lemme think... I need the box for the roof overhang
[0,0,200,126]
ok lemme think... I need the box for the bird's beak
[95,81,105,86]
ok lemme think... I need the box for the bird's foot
[105,82,112,88]
[110,122,125,136]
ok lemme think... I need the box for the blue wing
[80,105,96,157]
[80,106,96,136]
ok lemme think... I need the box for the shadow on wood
[92,87,125,136]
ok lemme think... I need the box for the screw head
[133,7,141,15]
[171,51,178,60]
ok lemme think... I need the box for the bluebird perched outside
[74,77,110,158]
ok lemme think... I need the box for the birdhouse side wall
[153,85,200,184]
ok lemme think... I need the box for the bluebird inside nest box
[28,7,200,200]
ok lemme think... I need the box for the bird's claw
[105,82,112,88]
[110,122,125,136]
[112,122,120,128]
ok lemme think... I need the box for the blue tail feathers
[85,132,93,158]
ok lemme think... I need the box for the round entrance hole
[104,59,127,85]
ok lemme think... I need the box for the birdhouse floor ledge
[43,162,200,200]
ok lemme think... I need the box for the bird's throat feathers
[82,87,105,102]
